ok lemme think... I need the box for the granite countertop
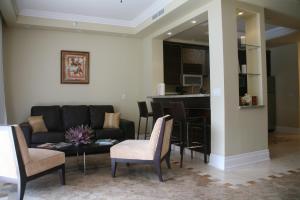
[147,94,210,98]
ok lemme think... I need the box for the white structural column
[0,17,7,125]
[208,0,269,170]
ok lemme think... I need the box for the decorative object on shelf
[241,93,251,106]
[65,125,93,146]
[241,64,247,74]
[61,50,89,84]
[252,96,258,105]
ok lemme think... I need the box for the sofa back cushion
[89,105,114,129]
[31,106,61,131]
[62,105,90,130]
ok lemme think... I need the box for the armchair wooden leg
[145,117,148,139]
[17,179,26,200]
[59,164,66,185]
[165,152,171,169]
[154,161,163,182]
[111,160,117,178]
[137,117,141,139]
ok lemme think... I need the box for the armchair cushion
[15,126,30,165]
[89,105,114,129]
[31,106,61,131]
[62,105,89,130]
[25,148,65,176]
[149,117,163,156]
[31,131,65,144]
[110,140,153,160]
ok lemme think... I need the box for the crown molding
[18,9,136,28]
[17,0,173,28]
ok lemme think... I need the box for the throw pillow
[103,112,120,129]
[28,116,48,133]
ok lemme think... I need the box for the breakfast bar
[147,94,211,163]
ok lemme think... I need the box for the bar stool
[169,102,208,167]
[137,101,153,140]
[151,102,164,125]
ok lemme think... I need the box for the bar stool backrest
[137,101,149,117]
[169,102,186,122]
[151,102,164,124]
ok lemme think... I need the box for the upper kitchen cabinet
[182,48,206,75]
[163,42,181,85]
[163,41,209,85]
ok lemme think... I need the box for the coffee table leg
[83,152,86,175]
[76,151,80,169]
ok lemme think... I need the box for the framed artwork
[61,50,89,84]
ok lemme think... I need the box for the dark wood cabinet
[163,41,209,85]
[163,43,181,85]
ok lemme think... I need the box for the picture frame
[61,50,89,84]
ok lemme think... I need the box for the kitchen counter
[147,94,210,99]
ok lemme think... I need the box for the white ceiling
[168,20,297,44]
[169,21,209,43]
[15,0,173,27]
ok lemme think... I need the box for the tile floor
[179,132,300,188]
[0,132,299,199]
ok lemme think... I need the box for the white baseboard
[275,126,300,134]
[209,149,270,170]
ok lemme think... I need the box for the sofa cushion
[15,126,30,165]
[95,128,124,140]
[89,105,114,129]
[103,112,120,129]
[26,148,65,176]
[31,132,65,144]
[62,105,89,130]
[31,106,61,131]
[28,116,48,133]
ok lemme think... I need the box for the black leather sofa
[20,105,135,147]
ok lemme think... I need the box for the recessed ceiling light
[238,11,244,16]
[191,20,197,24]
[167,32,172,36]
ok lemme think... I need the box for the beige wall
[0,18,7,124]
[4,27,142,124]
[271,43,299,128]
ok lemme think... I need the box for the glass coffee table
[37,141,118,174]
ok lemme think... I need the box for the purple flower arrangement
[65,125,93,146]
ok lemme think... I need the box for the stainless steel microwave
[182,74,203,87]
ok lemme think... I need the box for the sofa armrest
[19,122,32,147]
[119,119,135,139]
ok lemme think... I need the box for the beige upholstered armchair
[110,115,173,181]
[0,126,65,200]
